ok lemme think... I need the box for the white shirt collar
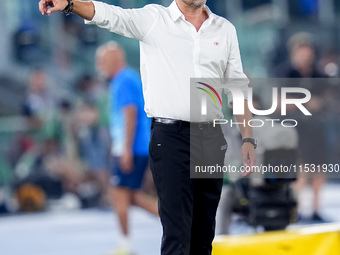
[169,1,214,22]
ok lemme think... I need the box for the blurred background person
[279,33,329,223]
[96,41,158,255]
[22,68,58,134]
[74,75,111,206]
[279,33,325,79]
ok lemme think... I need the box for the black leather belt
[152,117,214,129]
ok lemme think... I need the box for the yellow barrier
[213,223,340,255]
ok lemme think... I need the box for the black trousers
[149,120,227,255]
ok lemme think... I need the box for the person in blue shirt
[96,41,158,255]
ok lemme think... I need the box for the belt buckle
[163,119,172,124]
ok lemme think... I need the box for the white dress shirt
[86,1,248,121]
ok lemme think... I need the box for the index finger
[39,0,47,15]
[242,150,249,166]
[249,150,256,168]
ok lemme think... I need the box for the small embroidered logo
[214,42,219,46]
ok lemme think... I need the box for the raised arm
[39,0,158,40]
[39,0,95,21]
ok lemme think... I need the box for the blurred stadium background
[1,0,340,255]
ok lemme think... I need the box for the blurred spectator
[14,68,108,212]
[74,75,111,205]
[22,68,60,140]
[281,33,329,223]
[282,32,324,79]
[96,41,158,254]
[13,137,82,212]
[13,128,102,212]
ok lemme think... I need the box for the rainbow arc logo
[196,82,222,107]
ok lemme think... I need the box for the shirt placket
[192,18,212,78]
[193,32,202,77]
[181,18,203,77]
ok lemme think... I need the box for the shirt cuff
[225,79,249,107]
[84,1,105,24]
[227,94,248,108]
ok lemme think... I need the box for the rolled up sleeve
[224,26,249,107]
[85,1,106,24]
[85,1,158,41]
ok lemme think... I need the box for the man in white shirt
[39,1,256,254]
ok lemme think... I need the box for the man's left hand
[241,143,256,177]
[120,150,134,173]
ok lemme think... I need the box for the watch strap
[242,138,257,149]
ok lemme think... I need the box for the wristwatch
[242,138,257,149]
[62,0,74,16]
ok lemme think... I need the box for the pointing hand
[38,0,68,15]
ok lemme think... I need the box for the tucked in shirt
[86,1,248,121]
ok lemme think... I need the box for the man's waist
[152,117,216,129]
